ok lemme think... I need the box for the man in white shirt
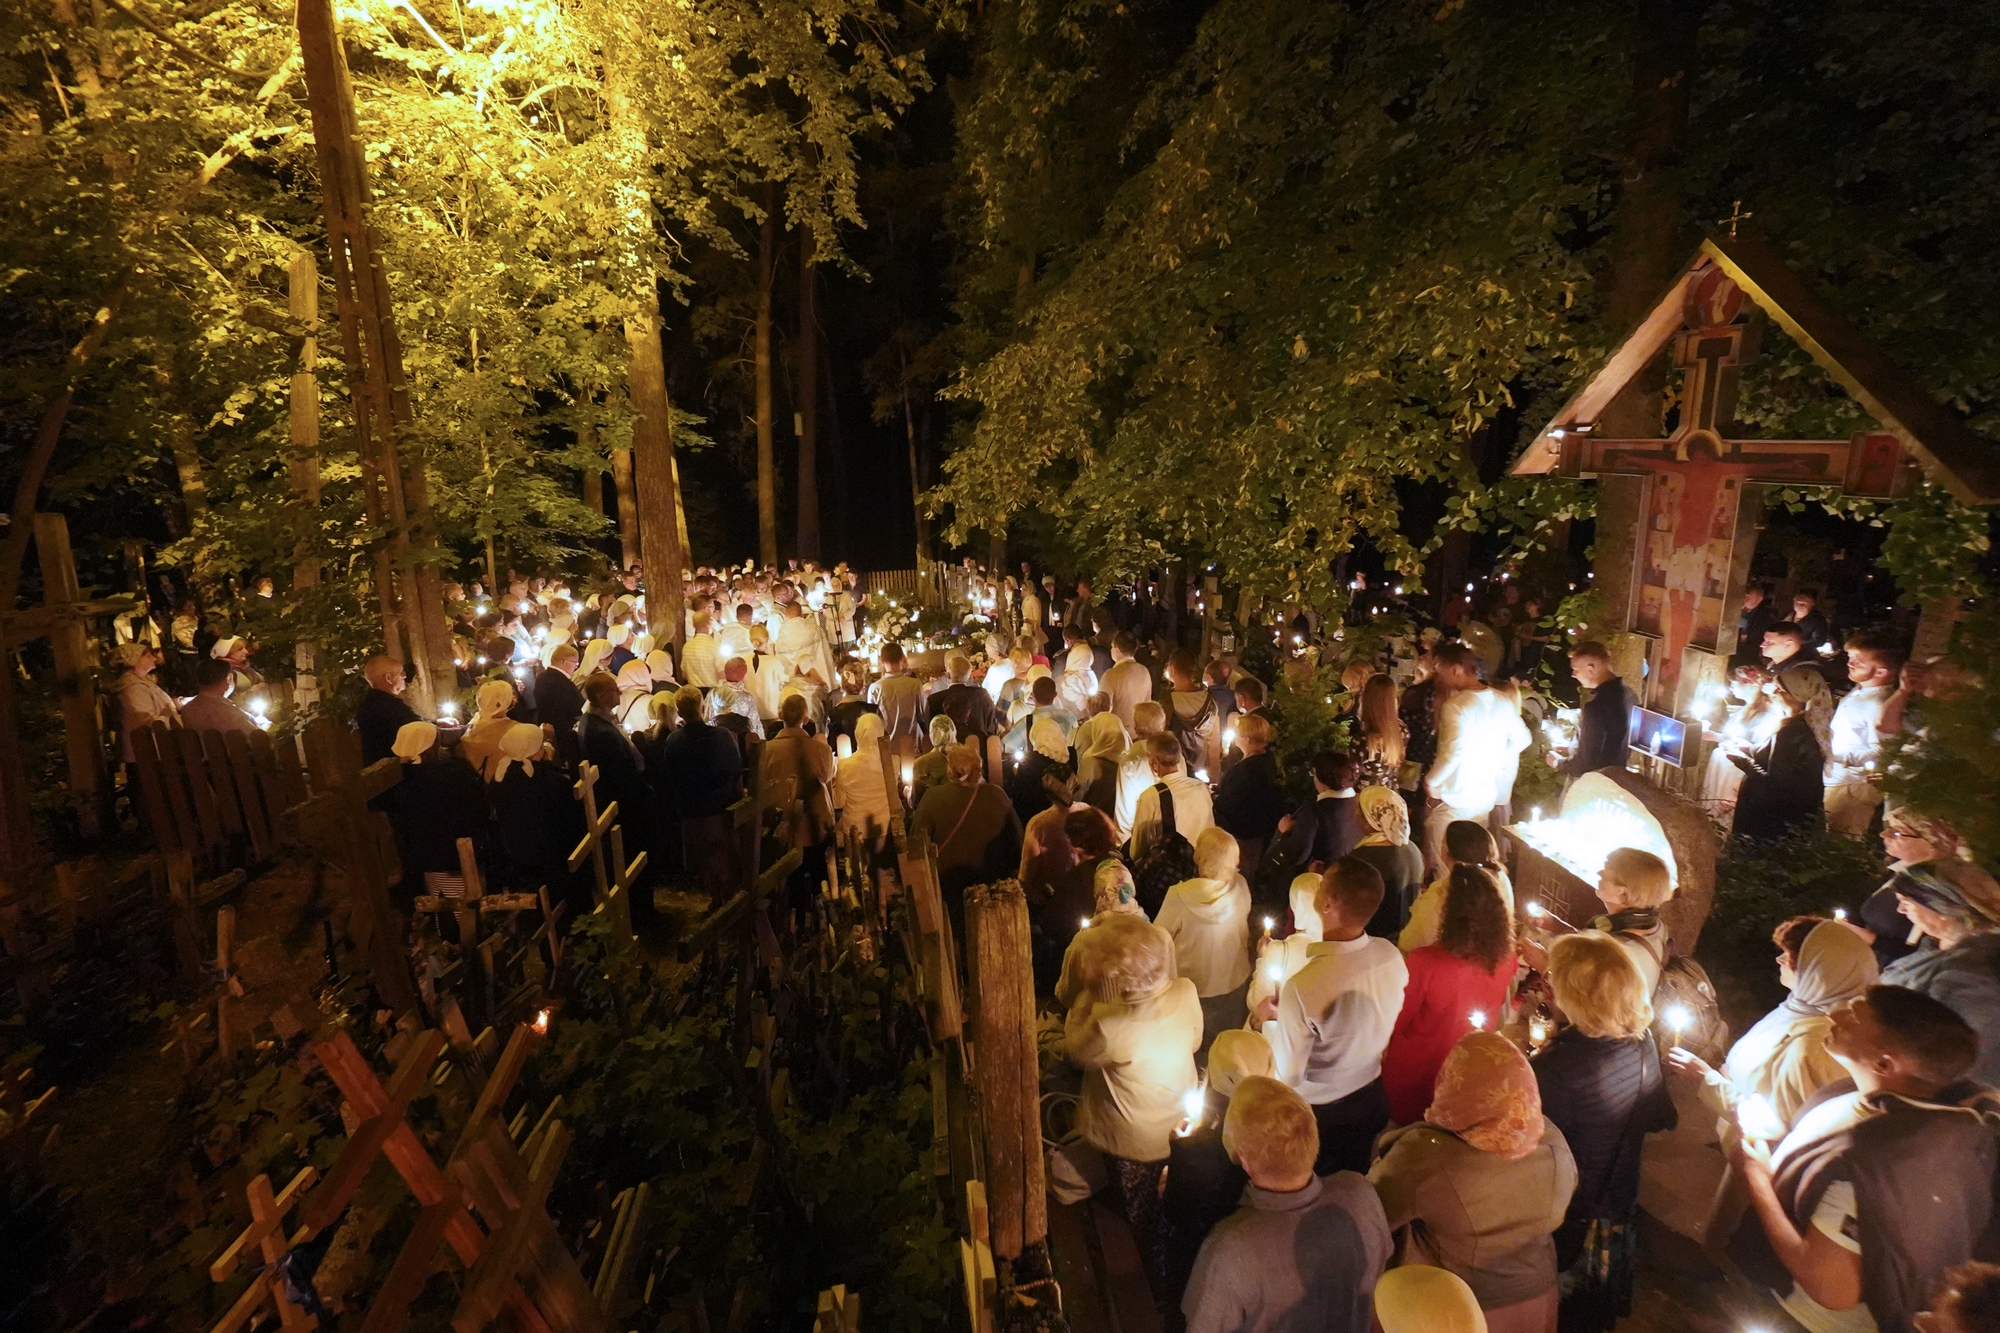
[716,602,755,667]
[681,610,721,688]
[1256,857,1406,1176]
[1129,733,1215,860]
[1824,627,1903,836]
[1101,631,1153,733]
[1422,643,1530,875]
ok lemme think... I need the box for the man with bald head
[357,654,423,765]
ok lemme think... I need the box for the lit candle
[1261,916,1274,948]
[1529,1018,1550,1046]
[900,761,914,792]
[1194,768,1210,783]
[1468,1009,1487,1031]
[1011,749,1025,763]
[1664,1003,1692,1050]
[1223,726,1237,751]
[1526,901,1545,920]
[1834,907,1848,921]
[1265,960,1283,983]
[1080,917,1092,931]
[836,734,853,759]
[532,1007,552,1035]
[439,699,457,720]
[1179,1084,1205,1136]
[1530,807,1542,823]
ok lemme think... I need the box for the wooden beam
[0,593,140,644]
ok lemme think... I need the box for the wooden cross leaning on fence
[214,1003,605,1333]
[568,762,642,944]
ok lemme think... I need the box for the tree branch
[102,0,285,84]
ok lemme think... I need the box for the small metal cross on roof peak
[1722,199,1753,239]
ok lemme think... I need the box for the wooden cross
[566,762,643,942]
[207,1164,322,1333]
[1546,264,1911,708]
[1721,199,1753,239]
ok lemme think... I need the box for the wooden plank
[131,724,181,855]
[0,594,141,645]
[299,717,346,795]
[253,729,310,813]
[148,724,204,861]
[34,515,105,839]
[198,732,248,843]
[209,1166,320,1280]
[174,727,227,855]
[453,1121,570,1333]
[357,1190,458,1333]
[300,1029,445,1231]
[221,730,274,862]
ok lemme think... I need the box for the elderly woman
[1061,912,1203,1309]
[1880,858,2000,1087]
[613,659,657,731]
[1057,633,1099,718]
[113,641,181,761]
[1352,784,1425,939]
[910,715,957,810]
[911,742,1022,926]
[1072,709,1129,817]
[1728,664,1829,843]
[1532,933,1676,1333]
[1008,717,1072,824]
[833,713,895,850]
[1017,761,1081,906]
[1247,872,1326,1019]
[485,722,587,910]
[1383,866,1520,1125]
[1162,1028,1275,1309]
[384,721,491,909]
[1155,827,1254,1050]
[1664,916,1875,1250]
[1854,809,1963,970]
[1369,1032,1577,1333]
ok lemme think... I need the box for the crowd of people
[105,550,2000,1333]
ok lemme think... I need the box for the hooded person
[1163,1028,1278,1307]
[1666,916,1877,1250]
[1374,1267,1490,1333]
[485,722,587,911]
[614,659,656,732]
[1155,826,1254,1051]
[1058,638,1099,718]
[383,720,492,907]
[1352,784,1426,939]
[1730,664,1832,843]
[1072,710,1129,818]
[459,678,519,780]
[645,649,677,692]
[1881,859,2000,1088]
[113,640,181,760]
[575,637,613,681]
[833,711,895,850]
[1368,1032,1578,1330]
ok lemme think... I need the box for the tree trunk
[288,251,323,709]
[966,880,1047,1261]
[757,190,779,568]
[797,223,821,563]
[626,281,687,650]
[610,447,640,571]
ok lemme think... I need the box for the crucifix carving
[1546,264,1913,708]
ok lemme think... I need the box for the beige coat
[1065,975,1204,1162]
[758,727,835,846]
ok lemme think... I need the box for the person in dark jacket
[1534,932,1676,1333]
[1730,665,1829,844]
[1557,641,1631,779]
[1162,1030,1273,1312]
[655,686,745,903]
[382,722,491,916]
[1273,752,1365,872]
[924,652,1006,742]
[533,643,585,768]
[485,722,589,914]
[357,654,423,767]
[576,670,654,923]
[1730,985,1998,1333]
[1734,584,1778,667]
[1212,713,1287,879]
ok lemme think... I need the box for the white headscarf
[1030,717,1070,763]
[392,720,438,763]
[474,678,515,725]
[608,623,632,648]
[493,722,544,782]
[854,712,886,754]
[576,638,612,679]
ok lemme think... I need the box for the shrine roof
[1511,234,2000,504]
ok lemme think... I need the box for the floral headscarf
[1357,784,1411,848]
[1092,859,1145,919]
[1425,1031,1543,1160]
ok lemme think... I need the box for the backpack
[1628,930,1730,1066]
[1132,782,1199,917]
[1167,692,1217,773]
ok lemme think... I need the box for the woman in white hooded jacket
[1154,826,1253,1051]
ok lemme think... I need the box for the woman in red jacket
[1383,865,1520,1124]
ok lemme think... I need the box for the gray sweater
[1182,1172,1392,1333]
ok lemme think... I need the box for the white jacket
[1426,686,1530,812]
[1065,974,1204,1162]
[1155,875,1252,997]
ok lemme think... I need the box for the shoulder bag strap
[939,787,982,854]
[1154,781,1177,842]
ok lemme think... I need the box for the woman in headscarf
[1162,1028,1276,1310]
[1727,664,1829,843]
[384,721,491,912]
[1008,716,1073,824]
[1155,826,1253,1051]
[1072,710,1129,817]
[1017,760,1080,907]
[575,637,613,682]
[613,659,656,732]
[1351,784,1426,939]
[113,641,181,761]
[1059,912,1203,1311]
[1375,1266,1491,1333]
[1369,1032,1577,1333]
[1663,916,1876,1249]
[485,722,587,911]
[458,678,518,780]
[1057,637,1098,718]
[644,648,677,692]
[1246,872,1326,1020]
[1382,866,1521,1125]
[833,712,895,852]
[910,715,957,810]
[1881,858,2000,1088]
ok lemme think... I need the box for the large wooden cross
[567,762,643,943]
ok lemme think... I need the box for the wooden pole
[755,192,779,569]
[295,0,453,715]
[797,218,821,563]
[288,252,323,711]
[965,880,1044,1262]
[33,515,104,838]
[626,282,687,651]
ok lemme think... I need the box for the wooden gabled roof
[1510,234,2000,504]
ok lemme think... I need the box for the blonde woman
[1355,673,1407,791]
[1532,933,1676,1333]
